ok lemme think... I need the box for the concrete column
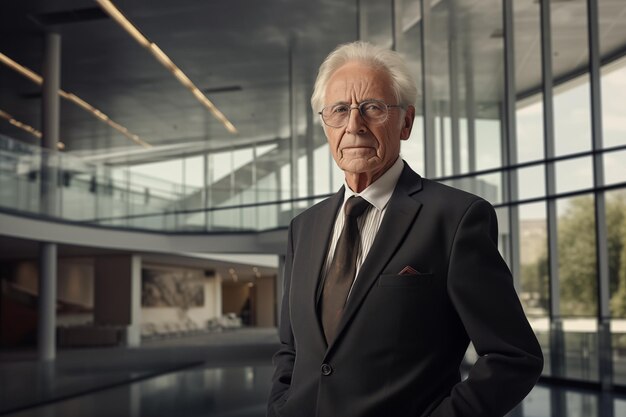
[38,243,57,361]
[41,32,60,216]
[288,36,299,201]
[94,255,142,347]
[37,32,61,362]
[214,273,223,319]
[42,32,61,150]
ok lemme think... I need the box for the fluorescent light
[0,108,65,149]
[0,52,43,84]
[96,0,238,134]
[0,52,151,148]
[96,0,150,48]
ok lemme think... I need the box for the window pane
[557,195,597,317]
[551,0,589,79]
[516,97,545,164]
[514,0,544,164]
[313,143,331,196]
[553,76,592,157]
[519,202,551,376]
[558,194,600,382]
[601,57,626,148]
[555,156,593,194]
[401,116,424,175]
[561,319,599,382]
[519,202,549,317]
[606,189,626,318]
[551,0,592,157]
[475,119,502,171]
[604,149,626,186]
[606,189,626,385]
[518,164,546,201]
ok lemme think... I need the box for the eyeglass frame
[318,99,404,128]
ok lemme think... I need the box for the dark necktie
[320,196,371,344]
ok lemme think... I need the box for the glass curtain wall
[357,0,626,389]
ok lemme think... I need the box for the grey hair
[310,41,419,113]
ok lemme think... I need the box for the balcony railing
[0,134,324,232]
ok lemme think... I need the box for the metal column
[587,0,613,396]
[540,0,566,394]
[38,32,61,362]
[421,0,436,178]
[503,0,521,288]
[448,0,461,177]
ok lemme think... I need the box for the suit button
[321,363,333,376]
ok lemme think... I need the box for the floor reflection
[4,363,626,417]
[507,384,625,417]
[7,365,273,417]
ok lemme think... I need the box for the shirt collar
[342,156,404,211]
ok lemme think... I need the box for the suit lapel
[325,165,424,355]
[302,188,344,347]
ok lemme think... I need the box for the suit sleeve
[428,199,543,417]
[267,220,296,416]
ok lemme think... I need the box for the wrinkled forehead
[324,61,395,104]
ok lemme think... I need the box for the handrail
[1,132,625,233]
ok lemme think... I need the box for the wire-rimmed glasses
[318,99,403,128]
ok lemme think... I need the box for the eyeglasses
[318,100,403,128]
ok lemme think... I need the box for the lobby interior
[2,0,626,416]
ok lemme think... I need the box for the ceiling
[1,0,625,164]
[0,0,357,156]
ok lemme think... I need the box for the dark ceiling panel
[3,0,624,160]
[0,0,358,158]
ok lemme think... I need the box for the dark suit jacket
[268,163,543,417]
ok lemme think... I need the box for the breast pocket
[377,272,436,288]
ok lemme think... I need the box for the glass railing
[0,134,326,232]
[3,133,626,233]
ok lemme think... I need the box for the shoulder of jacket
[420,177,486,207]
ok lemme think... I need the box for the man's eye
[363,102,383,112]
[332,105,349,114]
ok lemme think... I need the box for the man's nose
[345,106,367,134]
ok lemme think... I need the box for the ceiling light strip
[0,109,65,149]
[0,53,43,84]
[96,0,238,134]
[0,52,151,148]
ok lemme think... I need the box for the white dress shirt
[321,156,404,296]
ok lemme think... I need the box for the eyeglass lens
[321,100,389,127]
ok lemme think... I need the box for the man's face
[322,61,414,182]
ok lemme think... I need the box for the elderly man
[268,41,543,417]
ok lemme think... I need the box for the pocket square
[398,266,420,275]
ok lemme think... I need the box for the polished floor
[2,328,625,417]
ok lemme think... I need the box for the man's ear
[400,105,416,141]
